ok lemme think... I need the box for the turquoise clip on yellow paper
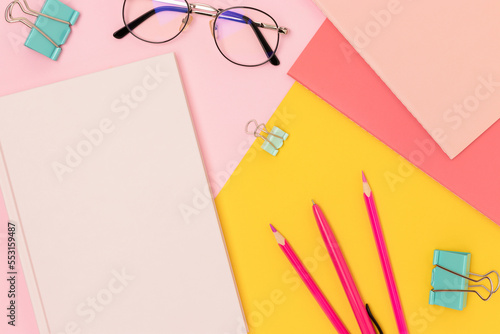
[430,250,500,310]
[246,119,289,156]
[4,0,79,60]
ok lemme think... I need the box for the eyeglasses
[113,0,289,67]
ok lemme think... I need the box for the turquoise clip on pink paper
[4,0,79,60]
[245,119,288,156]
[430,250,500,310]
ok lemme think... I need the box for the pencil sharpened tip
[362,171,367,183]
[270,224,277,232]
[312,199,316,205]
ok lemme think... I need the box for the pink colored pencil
[312,201,376,334]
[362,172,408,334]
[270,225,349,334]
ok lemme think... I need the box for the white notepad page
[0,53,247,334]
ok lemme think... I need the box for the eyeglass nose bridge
[180,3,219,32]
[189,3,220,17]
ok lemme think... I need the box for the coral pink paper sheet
[309,0,500,159]
[289,20,500,225]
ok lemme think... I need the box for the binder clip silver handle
[5,0,79,60]
[6,0,71,25]
[245,119,284,151]
[5,1,59,48]
[431,264,500,301]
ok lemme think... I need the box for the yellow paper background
[215,83,500,334]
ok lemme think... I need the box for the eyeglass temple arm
[217,10,279,65]
[244,16,279,66]
[113,6,281,65]
[113,6,188,39]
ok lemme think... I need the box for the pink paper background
[0,1,325,332]
[289,20,500,226]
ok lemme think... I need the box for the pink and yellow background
[2,1,500,333]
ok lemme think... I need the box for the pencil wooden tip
[312,199,316,205]
[271,227,286,245]
[362,172,372,196]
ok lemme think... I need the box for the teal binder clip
[246,119,289,156]
[5,0,79,60]
[429,250,499,310]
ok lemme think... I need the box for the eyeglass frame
[114,1,289,67]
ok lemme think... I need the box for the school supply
[289,20,500,226]
[245,119,288,156]
[4,0,79,60]
[215,82,500,333]
[305,0,500,159]
[270,225,349,334]
[430,250,499,311]
[362,172,408,333]
[0,54,246,334]
[312,200,375,334]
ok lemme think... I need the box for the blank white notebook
[0,54,247,334]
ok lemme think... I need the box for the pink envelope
[289,20,500,225]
